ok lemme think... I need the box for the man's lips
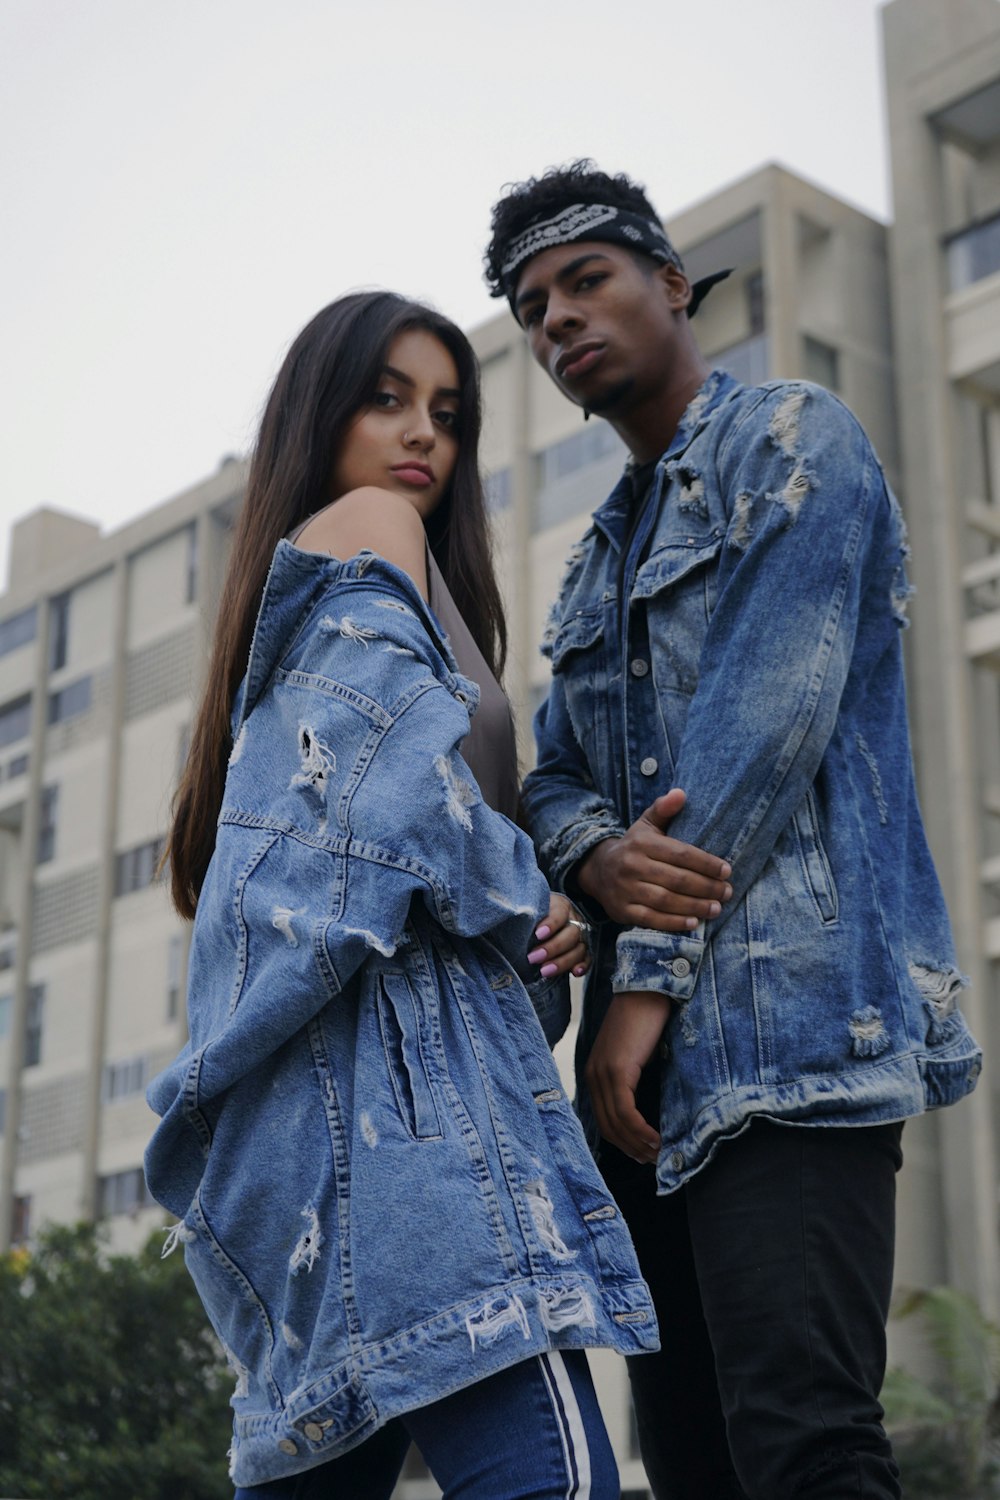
[391,463,434,488]
[556,342,606,382]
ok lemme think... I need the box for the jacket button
[630,659,649,677]
[278,1439,298,1455]
[640,756,658,776]
[303,1423,324,1442]
[671,957,691,978]
[670,1151,685,1172]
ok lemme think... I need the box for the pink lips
[391,465,434,488]
[557,343,605,382]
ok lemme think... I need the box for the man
[484,161,982,1500]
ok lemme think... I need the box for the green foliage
[0,1222,234,1500]
[883,1286,1000,1499]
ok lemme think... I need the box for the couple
[145,161,980,1500]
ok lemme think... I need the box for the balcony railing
[946,210,1000,293]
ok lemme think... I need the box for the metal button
[670,1151,685,1172]
[639,756,658,776]
[278,1438,298,1455]
[303,1422,324,1442]
[671,957,691,978]
[630,658,649,677]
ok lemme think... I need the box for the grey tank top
[286,519,519,822]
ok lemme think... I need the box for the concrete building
[2,2,1000,1481]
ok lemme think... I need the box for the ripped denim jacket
[522,371,982,1192]
[145,542,656,1487]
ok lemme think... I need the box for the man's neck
[612,359,711,464]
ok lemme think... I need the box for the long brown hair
[168,291,506,919]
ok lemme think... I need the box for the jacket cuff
[612,925,706,1001]
[539,811,628,899]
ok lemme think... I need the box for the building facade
[2,3,1000,1487]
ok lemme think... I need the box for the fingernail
[535,924,551,940]
[686,917,698,929]
[572,964,587,977]
[709,901,721,917]
[724,885,733,900]
[527,947,547,964]
[720,863,732,879]
[540,962,558,978]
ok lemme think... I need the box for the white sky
[0,0,891,590]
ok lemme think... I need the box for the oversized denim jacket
[144,541,656,1487]
[522,371,982,1192]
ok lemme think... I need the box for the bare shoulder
[294,489,428,598]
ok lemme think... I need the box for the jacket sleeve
[612,383,891,1001]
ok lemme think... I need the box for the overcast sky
[0,0,892,589]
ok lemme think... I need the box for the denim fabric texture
[521,371,982,1190]
[144,541,656,1488]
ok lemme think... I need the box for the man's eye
[577,274,605,291]
[523,305,544,328]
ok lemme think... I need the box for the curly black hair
[483,159,663,298]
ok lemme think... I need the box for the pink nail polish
[528,947,547,964]
[540,962,558,978]
[572,965,587,977]
[535,924,552,940]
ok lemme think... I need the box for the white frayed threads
[289,1204,323,1275]
[228,724,247,766]
[539,1284,596,1333]
[222,1342,250,1399]
[486,889,537,917]
[525,1179,576,1262]
[290,725,336,796]
[161,1220,196,1258]
[730,492,754,551]
[854,733,888,825]
[778,460,811,523]
[341,925,397,958]
[375,599,415,616]
[383,644,415,658]
[272,906,305,946]
[769,387,808,456]
[359,1111,379,1148]
[434,754,477,832]
[320,614,378,647]
[281,1322,304,1352]
[465,1293,531,1352]
[848,1006,890,1059]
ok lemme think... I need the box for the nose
[404,409,435,450]
[543,290,582,343]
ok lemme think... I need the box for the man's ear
[658,262,693,314]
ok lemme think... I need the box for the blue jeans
[603,1109,903,1500]
[233,1350,617,1499]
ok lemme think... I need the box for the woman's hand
[527,892,592,979]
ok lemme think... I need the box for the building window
[0,606,37,658]
[49,593,71,672]
[484,467,513,513]
[946,209,1000,293]
[104,1055,148,1102]
[12,1194,31,1244]
[746,269,766,336]
[0,1088,6,1135]
[176,722,191,781]
[114,837,165,897]
[712,332,771,387]
[8,753,29,779]
[185,522,199,605]
[0,994,11,1037]
[37,785,58,865]
[803,336,840,392]
[98,1167,155,1218]
[47,674,92,725]
[24,984,44,1068]
[0,696,31,749]
[539,422,622,487]
[166,933,184,1022]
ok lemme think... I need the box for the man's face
[514,242,691,415]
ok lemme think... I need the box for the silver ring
[567,917,591,940]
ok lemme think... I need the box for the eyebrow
[382,364,461,400]
[515,252,613,315]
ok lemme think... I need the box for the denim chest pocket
[633,535,723,697]
[377,973,443,1141]
[549,605,614,779]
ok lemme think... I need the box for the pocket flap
[631,535,723,603]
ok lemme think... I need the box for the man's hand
[576,788,731,930]
[585,991,672,1164]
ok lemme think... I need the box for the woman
[145,292,658,1499]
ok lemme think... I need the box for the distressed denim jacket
[144,541,656,1487]
[522,371,982,1192]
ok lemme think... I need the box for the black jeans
[601,1112,904,1500]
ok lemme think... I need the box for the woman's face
[331,328,462,521]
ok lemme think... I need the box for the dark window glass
[114,837,165,896]
[803,336,840,392]
[48,675,92,725]
[8,753,28,778]
[37,785,58,865]
[0,607,37,658]
[98,1167,154,1218]
[185,523,199,604]
[0,697,31,749]
[49,594,70,672]
[746,269,766,336]
[484,467,512,513]
[0,1088,6,1135]
[24,984,44,1067]
[166,934,184,1022]
[12,1194,30,1243]
[0,995,11,1036]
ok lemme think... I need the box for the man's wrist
[576,837,615,900]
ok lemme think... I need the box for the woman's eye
[373,390,400,409]
[435,410,460,431]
